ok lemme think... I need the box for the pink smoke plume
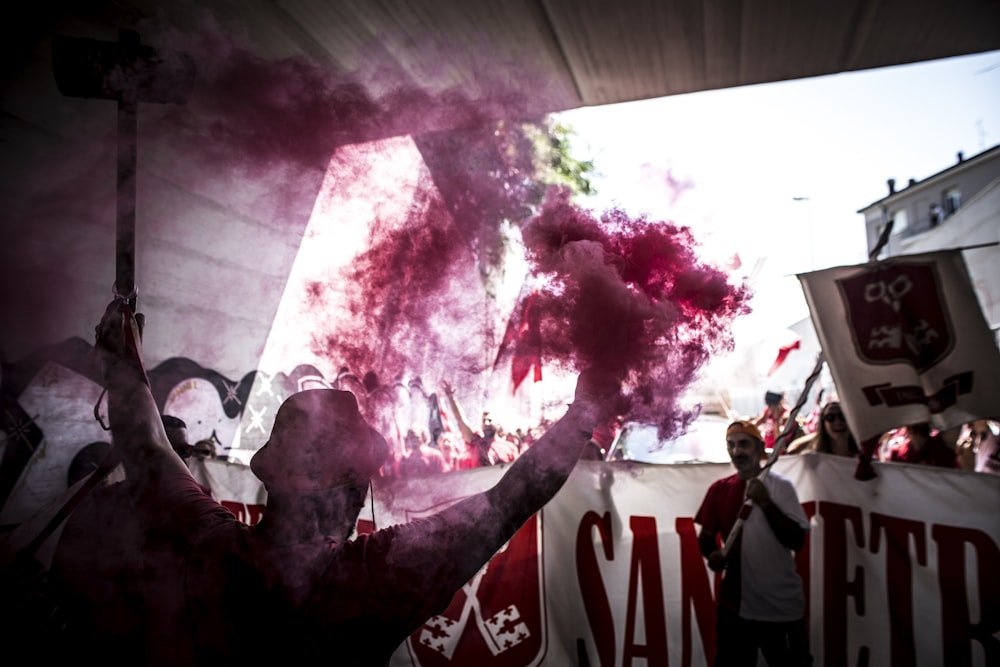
[8,12,749,443]
[514,189,752,439]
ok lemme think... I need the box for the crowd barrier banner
[16,443,995,665]
[326,454,999,667]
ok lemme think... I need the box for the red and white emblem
[405,514,546,666]
[836,261,954,371]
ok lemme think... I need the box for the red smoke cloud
[517,189,752,439]
[5,12,750,444]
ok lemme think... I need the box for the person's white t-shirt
[738,472,810,622]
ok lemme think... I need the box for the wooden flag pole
[720,352,825,557]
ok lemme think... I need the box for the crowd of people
[376,381,999,479]
[747,389,998,473]
[369,377,630,477]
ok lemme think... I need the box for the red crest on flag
[836,261,954,372]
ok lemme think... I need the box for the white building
[858,144,1000,339]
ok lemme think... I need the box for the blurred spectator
[955,423,978,471]
[486,423,520,465]
[885,422,959,468]
[958,420,1000,474]
[975,421,1000,474]
[441,382,518,467]
[800,389,826,436]
[754,391,804,453]
[786,401,859,457]
[434,431,463,471]
[581,418,621,461]
[398,428,448,476]
[191,438,217,461]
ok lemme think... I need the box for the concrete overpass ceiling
[8,1,1000,115]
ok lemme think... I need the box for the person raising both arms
[59,297,623,666]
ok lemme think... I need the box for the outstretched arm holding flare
[83,296,626,665]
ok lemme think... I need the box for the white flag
[798,249,1000,442]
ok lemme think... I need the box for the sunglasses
[823,413,846,423]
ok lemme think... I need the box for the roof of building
[857,143,1000,214]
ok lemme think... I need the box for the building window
[929,203,944,227]
[944,188,962,215]
[891,208,908,234]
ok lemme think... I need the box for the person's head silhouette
[250,389,388,493]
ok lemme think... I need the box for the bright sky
[556,50,1000,349]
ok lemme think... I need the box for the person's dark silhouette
[70,298,621,666]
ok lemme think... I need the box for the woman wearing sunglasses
[786,401,859,457]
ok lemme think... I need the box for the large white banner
[331,456,997,667]
[798,250,1000,443]
[23,448,993,666]
[12,441,997,666]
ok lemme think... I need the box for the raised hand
[93,298,147,383]
[573,366,625,421]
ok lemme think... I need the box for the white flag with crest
[798,249,1000,442]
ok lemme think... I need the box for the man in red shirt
[695,420,812,666]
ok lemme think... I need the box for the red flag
[767,337,801,376]
[495,289,543,393]
[510,291,542,391]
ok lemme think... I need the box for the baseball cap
[726,420,764,443]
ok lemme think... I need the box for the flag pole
[720,351,825,557]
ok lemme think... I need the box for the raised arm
[383,368,620,589]
[94,300,193,499]
[440,380,478,446]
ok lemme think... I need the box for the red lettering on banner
[796,502,816,643]
[577,511,615,667]
[575,505,995,667]
[818,502,868,667]
[219,501,265,525]
[676,517,716,667]
[622,516,669,665]
[246,503,264,525]
[870,513,926,667]
[932,524,1000,665]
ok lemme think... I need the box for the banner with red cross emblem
[798,249,1000,442]
[377,470,547,667]
[406,514,544,666]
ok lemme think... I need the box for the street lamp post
[793,196,814,270]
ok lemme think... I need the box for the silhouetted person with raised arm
[80,297,621,666]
